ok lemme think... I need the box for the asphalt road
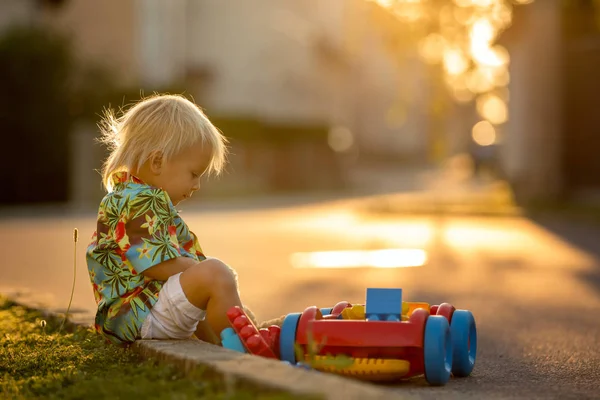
[1,196,599,399]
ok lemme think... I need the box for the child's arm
[141,256,199,281]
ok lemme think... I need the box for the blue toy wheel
[279,313,301,364]
[319,307,333,316]
[450,310,477,377]
[424,315,452,386]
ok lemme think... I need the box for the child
[86,94,267,346]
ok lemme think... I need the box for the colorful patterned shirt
[86,172,206,345]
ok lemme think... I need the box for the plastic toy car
[221,288,477,386]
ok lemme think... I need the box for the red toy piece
[434,303,456,323]
[294,305,431,379]
[322,301,352,319]
[226,306,278,359]
[331,301,352,316]
[259,325,281,358]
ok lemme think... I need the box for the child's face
[152,142,212,205]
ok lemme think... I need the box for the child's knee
[198,258,238,291]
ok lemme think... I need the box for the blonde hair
[98,94,228,191]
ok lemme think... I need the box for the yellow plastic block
[403,302,430,316]
[340,302,429,320]
[308,355,411,382]
[341,304,365,320]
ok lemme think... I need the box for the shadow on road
[529,215,600,296]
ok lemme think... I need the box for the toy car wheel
[450,310,477,377]
[424,315,452,386]
[436,303,456,323]
[279,313,302,364]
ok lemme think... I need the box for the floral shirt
[86,172,206,345]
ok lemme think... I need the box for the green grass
[0,297,318,400]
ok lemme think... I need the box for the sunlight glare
[328,126,354,153]
[418,33,447,64]
[371,0,535,128]
[443,48,470,76]
[291,249,428,269]
[476,93,508,125]
[472,120,496,146]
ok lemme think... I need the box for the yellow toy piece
[341,304,365,320]
[403,302,430,316]
[340,303,430,321]
[308,355,411,381]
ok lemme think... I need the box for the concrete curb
[133,339,414,400]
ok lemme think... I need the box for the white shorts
[140,272,206,340]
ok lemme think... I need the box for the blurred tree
[0,24,186,205]
[37,0,69,9]
[68,63,186,127]
[0,25,73,204]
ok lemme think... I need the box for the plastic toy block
[365,288,403,321]
[403,302,430,317]
[259,325,281,358]
[220,327,247,353]
[305,319,424,348]
[341,305,365,320]
[226,306,277,359]
[330,301,351,317]
[295,306,425,349]
[308,355,410,382]
[435,303,456,323]
[279,313,301,364]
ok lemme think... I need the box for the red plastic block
[330,301,351,317]
[430,305,439,315]
[226,306,277,359]
[259,325,281,358]
[435,303,455,323]
[296,306,427,349]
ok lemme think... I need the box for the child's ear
[149,151,164,175]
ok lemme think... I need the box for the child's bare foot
[257,315,286,329]
[242,305,259,326]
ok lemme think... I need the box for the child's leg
[194,320,220,344]
[179,258,244,338]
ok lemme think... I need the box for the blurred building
[0,0,431,205]
[498,0,600,204]
[39,0,428,155]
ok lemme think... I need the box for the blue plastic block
[280,313,302,364]
[365,288,403,321]
[220,327,247,353]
